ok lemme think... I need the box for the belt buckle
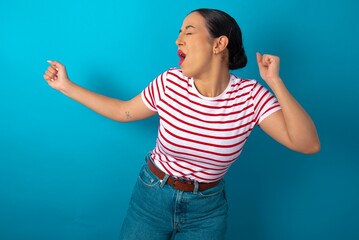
[172,177,194,191]
[177,177,193,183]
[175,176,191,184]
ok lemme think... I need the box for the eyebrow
[179,25,196,33]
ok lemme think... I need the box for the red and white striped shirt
[141,68,281,183]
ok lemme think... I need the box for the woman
[43,8,320,240]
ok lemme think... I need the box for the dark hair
[191,8,247,70]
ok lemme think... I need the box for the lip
[177,49,186,66]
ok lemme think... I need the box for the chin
[180,67,194,78]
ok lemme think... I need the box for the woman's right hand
[43,61,72,92]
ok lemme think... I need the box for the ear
[213,35,229,54]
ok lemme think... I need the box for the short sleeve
[252,82,281,124]
[141,71,168,112]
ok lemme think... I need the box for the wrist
[59,79,76,96]
[266,76,283,89]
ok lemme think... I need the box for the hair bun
[229,47,247,70]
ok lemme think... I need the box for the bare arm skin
[43,61,156,122]
[255,53,320,154]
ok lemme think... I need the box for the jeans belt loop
[160,174,169,188]
[193,181,199,194]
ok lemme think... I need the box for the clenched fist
[43,61,72,92]
[256,53,282,88]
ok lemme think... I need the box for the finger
[44,70,58,81]
[265,55,280,64]
[257,53,271,67]
[272,55,280,64]
[47,66,58,74]
[44,73,56,82]
[262,54,273,67]
[256,52,264,67]
[47,60,65,71]
[45,67,58,77]
[43,74,51,81]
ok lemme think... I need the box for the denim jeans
[119,158,228,240]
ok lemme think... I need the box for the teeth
[178,50,186,58]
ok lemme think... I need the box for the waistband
[147,158,220,192]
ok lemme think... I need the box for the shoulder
[229,73,261,93]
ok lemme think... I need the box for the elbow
[299,140,321,154]
[302,144,320,154]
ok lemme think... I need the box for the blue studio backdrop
[0,0,358,239]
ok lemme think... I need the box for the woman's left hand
[256,52,281,87]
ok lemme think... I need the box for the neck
[193,67,230,97]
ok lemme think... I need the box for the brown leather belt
[147,159,220,192]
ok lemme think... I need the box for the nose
[176,33,184,47]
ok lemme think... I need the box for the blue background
[1,0,358,239]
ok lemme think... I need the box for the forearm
[270,78,320,152]
[60,81,130,122]
[43,61,150,122]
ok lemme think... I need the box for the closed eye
[179,25,196,34]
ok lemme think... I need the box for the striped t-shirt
[141,68,281,183]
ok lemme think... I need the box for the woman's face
[176,12,215,78]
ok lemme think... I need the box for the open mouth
[177,50,186,66]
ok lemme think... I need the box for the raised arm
[43,61,156,122]
[256,53,320,154]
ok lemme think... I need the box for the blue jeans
[119,158,228,240]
